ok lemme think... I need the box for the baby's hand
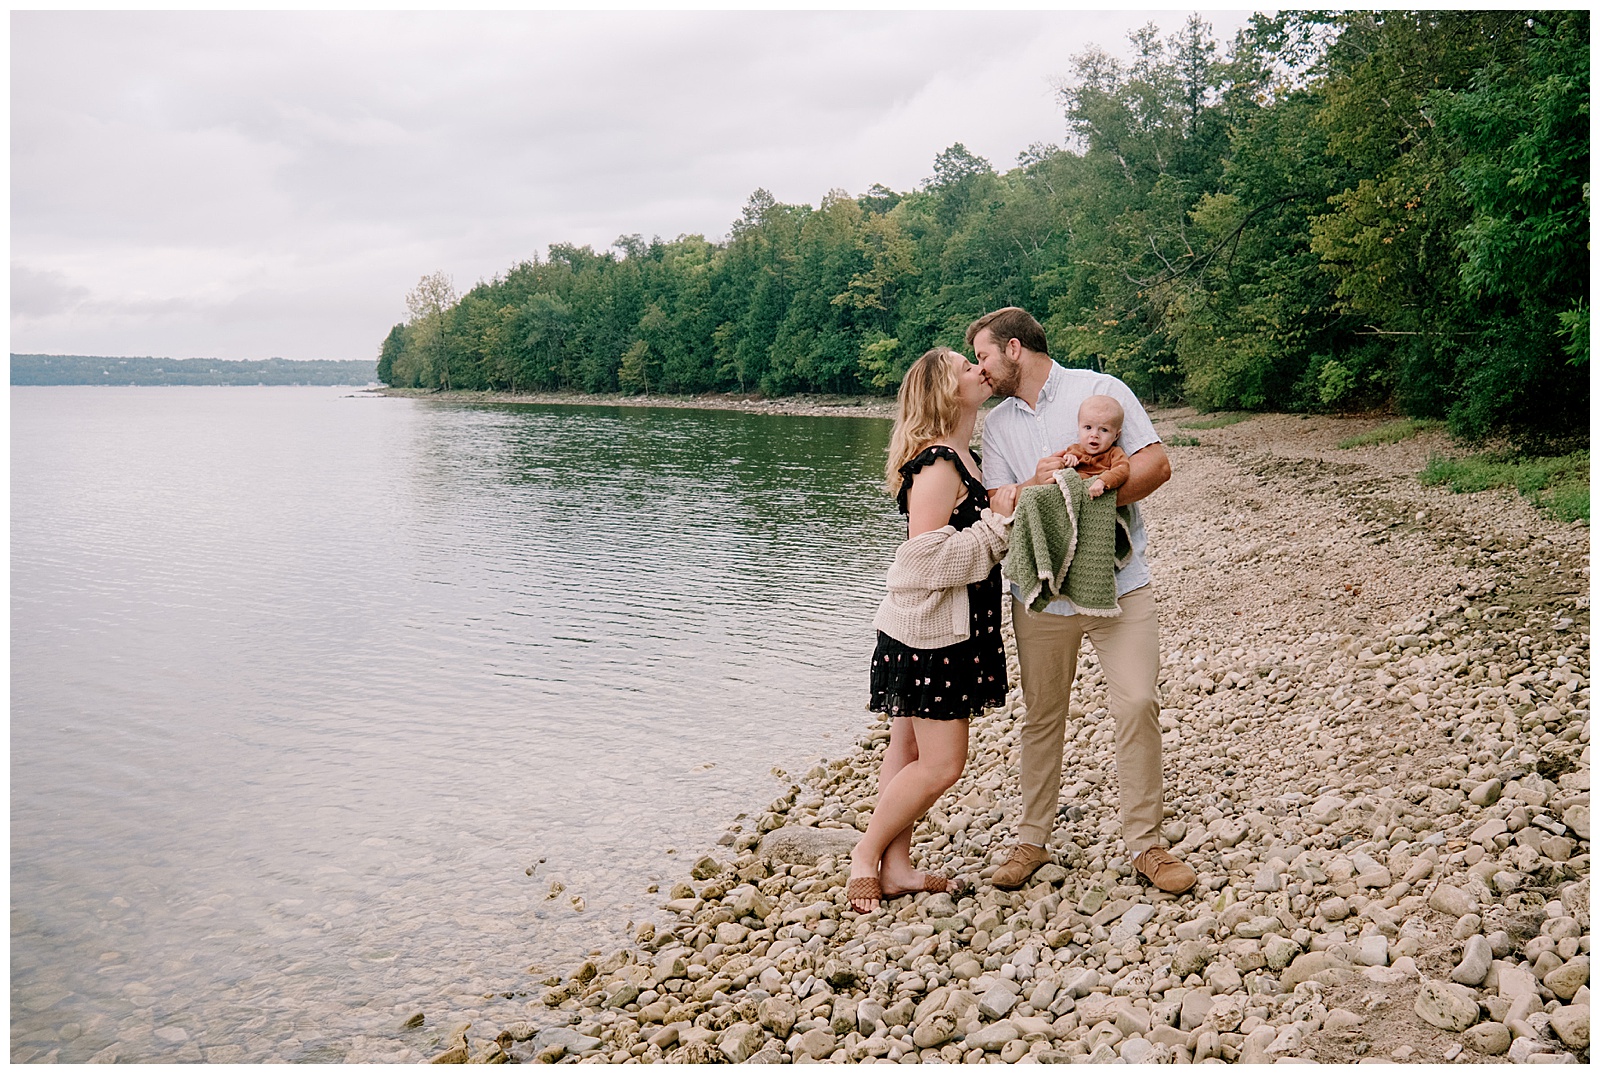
[1061,453,1080,469]
[1086,479,1106,498]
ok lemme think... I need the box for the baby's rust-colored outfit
[1064,443,1131,490]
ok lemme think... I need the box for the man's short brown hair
[965,307,1048,356]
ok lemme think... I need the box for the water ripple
[11,387,902,1062]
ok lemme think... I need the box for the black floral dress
[869,446,1007,721]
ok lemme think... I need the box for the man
[969,307,1195,895]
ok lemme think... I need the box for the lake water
[10,386,901,1062]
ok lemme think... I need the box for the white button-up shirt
[982,362,1160,615]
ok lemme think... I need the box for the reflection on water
[11,387,900,1062]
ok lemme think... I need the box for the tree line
[378,11,1588,444]
[12,354,378,387]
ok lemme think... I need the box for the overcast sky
[13,9,1257,363]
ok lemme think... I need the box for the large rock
[1354,934,1388,967]
[1451,935,1493,986]
[719,1023,765,1063]
[605,982,641,1009]
[965,1021,1020,1052]
[1173,939,1212,977]
[979,979,1019,1021]
[1203,995,1245,1034]
[1179,990,1214,1031]
[1544,957,1589,1001]
[1496,961,1539,1000]
[713,921,748,946]
[1118,1037,1164,1063]
[1462,1022,1510,1056]
[1237,1024,1279,1063]
[1264,935,1301,971]
[652,951,688,984]
[730,885,774,920]
[1550,1003,1589,1050]
[1322,1009,1362,1034]
[758,826,858,865]
[1414,979,1479,1032]
[1077,995,1136,1028]
[1108,903,1157,944]
[758,997,796,1038]
[1011,1015,1055,1041]
[856,999,886,1033]
[1428,884,1477,918]
[532,1027,601,1058]
[1266,1022,1311,1056]
[1281,951,1349,988]
[1506,1038,1561,1063]
[1065,969,1099,998]
[1309,796,1347,824]
[911,1014,957,1049]
[794,1028,837,1060]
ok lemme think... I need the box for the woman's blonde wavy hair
[886,347,964,496]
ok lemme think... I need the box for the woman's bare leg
[848,718,917,912]
[849,717,968,911]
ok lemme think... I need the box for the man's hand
[1029,449,1074,486]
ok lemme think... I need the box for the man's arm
[1115,442,1171,506]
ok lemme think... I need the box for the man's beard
[986,354,1022,397]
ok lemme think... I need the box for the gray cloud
[12,10,1256,361]
[11,265,91,319]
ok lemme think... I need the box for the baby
[1060,395,1131,498]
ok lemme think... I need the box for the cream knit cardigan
[871,507,1013,649]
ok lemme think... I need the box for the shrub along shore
[403,412,1588,1065]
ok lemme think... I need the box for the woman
[849,347,1018,914]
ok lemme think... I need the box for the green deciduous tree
[376,11,1587,444]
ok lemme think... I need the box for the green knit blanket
[1002,470,1134,615]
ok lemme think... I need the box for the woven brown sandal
[846,876,882,913]
[883,873,970,899]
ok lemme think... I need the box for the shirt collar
[1038,362,1063,405]
[1010,361,1063,413]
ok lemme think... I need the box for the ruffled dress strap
[896,445,979,515]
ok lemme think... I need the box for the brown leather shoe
[1133,847,1196,894]
[992,844,1051,890]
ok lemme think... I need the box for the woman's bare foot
[848,848,884,913]
[878,863,965,898]
[847,872,882,913]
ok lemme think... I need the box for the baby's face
[1077,410,1121,455]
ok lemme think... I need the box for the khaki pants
[1011,585,1162,854]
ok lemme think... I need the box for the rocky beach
[371,387,898,420]
[402,410,1588,1065]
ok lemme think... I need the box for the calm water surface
[11,386,902,1062]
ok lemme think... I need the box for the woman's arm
[905,458,964,538]
[884,511,1012,592]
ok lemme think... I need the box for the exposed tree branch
[1128,192,1317,290]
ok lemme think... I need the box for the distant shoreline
[369,386,898,419]
[11,354,378,387]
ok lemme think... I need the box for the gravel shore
[417,411,1590,1065]
[368,387,897,420]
